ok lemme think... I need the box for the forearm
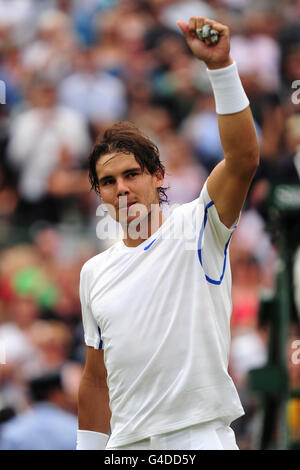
[217,107,260,176]
[78,374,111,434]
[206,61,259,174]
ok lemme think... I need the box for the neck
[122,206,164,248]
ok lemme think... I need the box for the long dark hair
[88,121,169,205]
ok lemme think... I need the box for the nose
[116,177,130,198]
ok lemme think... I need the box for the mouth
[119,201,137,210]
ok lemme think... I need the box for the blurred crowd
[0,0,300,450]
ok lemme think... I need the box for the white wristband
[207,61,249,115]
[76,430,109,450]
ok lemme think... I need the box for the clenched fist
[177,16,233,70]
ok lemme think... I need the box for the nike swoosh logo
[144,238,157,251]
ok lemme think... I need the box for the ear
[154,168,164,188]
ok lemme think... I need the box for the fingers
[176,20,189,36]
[187,16,229,40]
[188,16,198,32]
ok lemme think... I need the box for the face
[96,152,163,224]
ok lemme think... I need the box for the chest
[89,235,204,335]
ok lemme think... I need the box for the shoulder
[198,180,213,208]
[80,243,120,280]
[199,182,239,246]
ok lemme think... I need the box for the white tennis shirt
[79,182,244,448]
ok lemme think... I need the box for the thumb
[176,20,189,37]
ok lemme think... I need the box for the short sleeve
[198,181,239,285]
[200,181,238,238]
[79,265,103,350]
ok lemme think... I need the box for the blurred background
[0,0,299,450]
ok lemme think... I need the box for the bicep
[207,159,256,228]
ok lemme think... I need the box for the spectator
[7,76,91,224]
[0,369,78,450]
[230,8,281,93]
[0,0,37,43]
[22,9,76,82]
[58,46,127,125]
[155,0,215,32]
[0,294,42,412]
[28,320,72,371]
[274,113,300,184]
[181,93,224,172]
[161,132,207,205]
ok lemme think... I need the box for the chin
[123,214,141,225]
[120,211,150,226]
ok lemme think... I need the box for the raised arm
[77,347,111,449]
[177,17,259,228]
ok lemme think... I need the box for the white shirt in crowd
[8,106,90,202]
[59,72,127,124]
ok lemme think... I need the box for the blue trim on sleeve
[197,201,233,286]
[98,327,103,350]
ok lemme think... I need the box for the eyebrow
[98,167,142,185]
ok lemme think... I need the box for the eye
[127,172,138,178]
[102,179,114,186]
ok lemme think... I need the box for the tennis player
[76,16,259,450]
